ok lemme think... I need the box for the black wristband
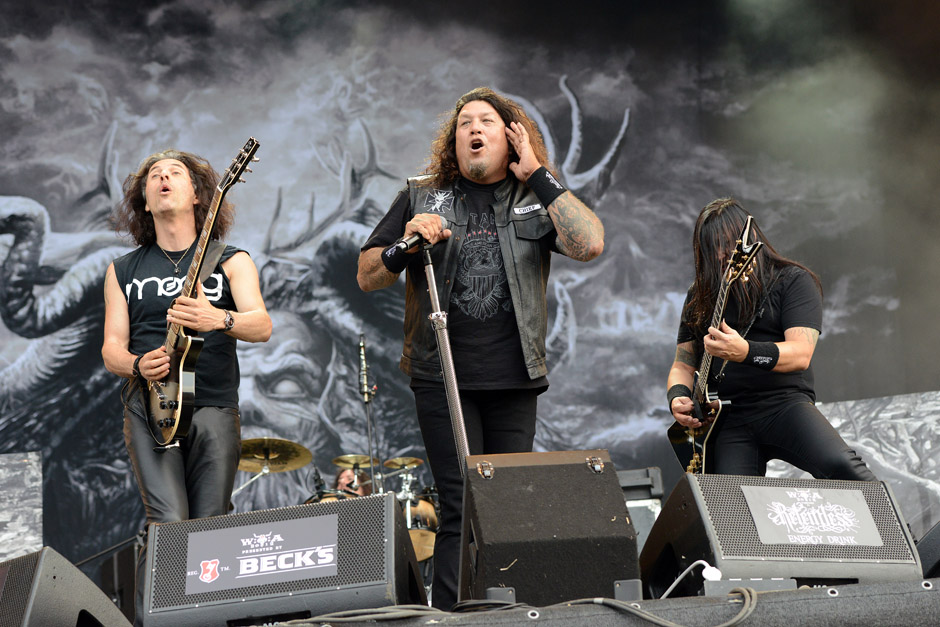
[526,166,567,207]
[132,354,142,378]
[746,340,779,371]
[381,243,412,274]
[667,384,693,411]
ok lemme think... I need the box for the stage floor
[252,577,940,627]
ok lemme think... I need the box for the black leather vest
[400,176,555,381]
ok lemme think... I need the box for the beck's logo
[199,559,220,583]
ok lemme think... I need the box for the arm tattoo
[549,192,604,261]
[675,345,697,368]
[799,327,819,346]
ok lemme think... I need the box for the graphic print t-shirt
[446,179,532,388]
[113,243,242,408]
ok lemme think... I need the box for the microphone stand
[421,241,470,476]
[359,334,382,493]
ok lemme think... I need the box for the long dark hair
[113,149,233,246]
[685,198,822,336]
[421,87,556,187]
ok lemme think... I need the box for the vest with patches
[401,176,556,381]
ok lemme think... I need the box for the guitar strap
[715,266,791,381]
[198,240,226,284]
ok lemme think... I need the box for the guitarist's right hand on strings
[670,394,698,427]
[137,346,169,382]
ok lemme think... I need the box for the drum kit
[234,437,439,563]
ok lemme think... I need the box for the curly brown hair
[421,87,557,187]
[113,149,233,246]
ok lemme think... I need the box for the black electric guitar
[667,216,763,473]
[142,137,260,446]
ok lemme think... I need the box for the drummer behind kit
[233,442,438,571]
[296,454,440,566]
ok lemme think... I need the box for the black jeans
[123,387,241,626]
[712,401,877,480]
[412,385,539,610]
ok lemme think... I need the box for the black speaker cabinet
[640,474,923,598]
[99,543,137,623]
[916,518,940,578]
[0,547,132,627]
[141,493,425,626]
[458,450,639,606]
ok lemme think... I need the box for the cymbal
[384,456,424,469]
[239,437,312,474]
[332,454,379,469]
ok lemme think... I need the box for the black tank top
[113,242,242,408]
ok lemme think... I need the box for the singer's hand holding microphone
[381,214,452,274]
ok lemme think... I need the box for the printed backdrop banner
[0,1,938,583]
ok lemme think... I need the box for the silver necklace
[157,240,195,275]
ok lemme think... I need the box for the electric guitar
[141,137,260,446]
[667,216,763,473]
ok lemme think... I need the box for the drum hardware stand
[355,464,410,491]
[397,468,421,529]
[231,460,272,497]
[359,333,383,493]
[232,437,313,498]
[421,241,471,476]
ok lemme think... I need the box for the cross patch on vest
[423,189,454,213]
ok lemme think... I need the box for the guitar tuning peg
[244,167,253,173]
[252,157,260,162]
[238,177,246,183]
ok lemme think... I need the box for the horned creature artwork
[0,80,628,558]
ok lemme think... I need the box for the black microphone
[392,215,452,252]
[359,333,369,402]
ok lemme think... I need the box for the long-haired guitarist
[102,148,271,626]
[666,198,875,480]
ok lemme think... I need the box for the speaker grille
[697,475,916,563]
[150,495,389,610]
[0,551,40,627]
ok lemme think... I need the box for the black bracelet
[746,340,779,371]
[667,383,693,411]
[132,354,142,378]
[526,166,567,207]
[381,242,412,274]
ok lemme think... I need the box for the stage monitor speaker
[458,450,639,606]
[99,543,137,623]
[640,474,922,598]
[916,519,940,578]
[0,546,132,627]
[142,492,425,627]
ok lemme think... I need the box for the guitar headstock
[724,215,764,285]
[218,137,260,194]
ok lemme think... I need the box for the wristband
[381,242,412,274]
[526,166,567,207]
[132,354,142,378]
[746,340,779,371]
[667,383,693,411]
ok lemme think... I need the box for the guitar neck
[695,277,732,399]
[160,136,260,353]
[163,194,222,351]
